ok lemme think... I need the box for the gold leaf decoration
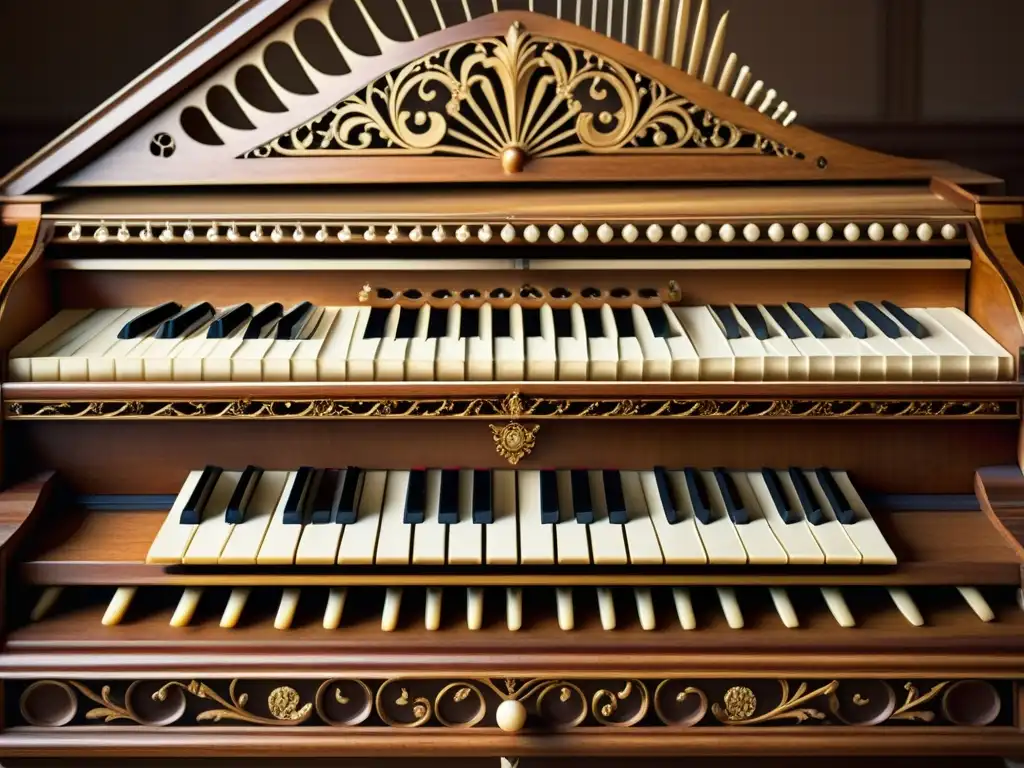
[889,682,950,722]
[713,681,838,726]
[454,687,471,703]
[490,422,539,465]
[67,682,138,724]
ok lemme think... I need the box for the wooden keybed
[2,0,1024,764]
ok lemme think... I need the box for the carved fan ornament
[243,22,800,167]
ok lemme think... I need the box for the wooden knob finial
[502,146,527,174]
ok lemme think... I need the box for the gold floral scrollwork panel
[13,678,1008,729]
[242,22,802,162]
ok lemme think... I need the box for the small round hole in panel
[638,288,659,299]
[402,289,423,300]
[460,289,482,299]
[432,289,453,299]
[581,287,602,299]
[610,287,632,298]
[550,287,572,299]
[375,288,394,299]
[490,287,511,299]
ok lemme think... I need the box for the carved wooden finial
[501,146,527,174]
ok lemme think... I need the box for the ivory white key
[556,304,589,380]
[745,471,824,564]
[382,587,402,632]
[447,470,483,565]
[494,304,525,380]
[769,587,799,628]
[146,470,209,564]
[585,305,619,380]
[486,470,519,565]
[555,470,592,564]
[375,470,413,564]
[275,588,300,630]
[673,307,735,380]
[769,305,832,380]
[957,587,995,622]
[656,306,701,380]
[219,471,289,564]
[506,588,523,631]
[638,470,707,564]
[375,307,415,381]
[556,587,574,630]
[57,308,137,381]
[630,305,671,381]
[788,471,862,564]
[406,306,438,381]
[102,587,137,627]
[9,309,95,381]
[220,588,249,629]
[346,306,386,381]
[717,587,744,629]
[889,588,924,626]
[733,305,800,381]
[190,323,244,381]
[842,303,917,381]
[779,305,857,381]
[821,587,856,627]
[525,304,557,380]
[296,469,350,564]
[813,306,880,381]
[255,471,307,564]
[316,306,361,380]
[170,587,203,628]
[672,587,696,630]
[587,471,628,564]
[182,471,244,564]
[619,471,664,564]
[131,303,216,381]
[436,304,466,381]
[612,307,645,380]
[714,305,771,382]
[288,307,338,381]
[634,587,656,630]
[822,470,896,564]
[412,469,448,565]
[140,317,214,381]
[262,306,327,381]
[597,587,616,630]
[690,471,748,564]
[29,309,127,381]
[925,308,1013,381]
[202,304,270,381]
[466,587,484,630]
[323,587,347,629]
[467,304,494,380]
[868,304,961,380]
[706,471,786,564]
[516,471,555,564]
[425,587,442,631]
[336,470,387,564]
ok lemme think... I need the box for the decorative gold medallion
[267,687,305,721]
[722,686,757,720]
[490,422,538,465]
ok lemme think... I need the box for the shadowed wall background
[1,0,1022,190]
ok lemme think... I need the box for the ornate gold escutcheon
[491,390,540,465]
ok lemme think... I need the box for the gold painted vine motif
[16,678,1004,729]
[243,22,800,162]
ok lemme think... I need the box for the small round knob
[496,699,527,732]
[502,147,527,174]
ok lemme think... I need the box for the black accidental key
[395,307,419,339]
[737,305,770,340]
[492,309,511,338]
[540,470,560,524]
[685,468,712,525]
[710,305,743,339]
[612,307,636,337]
[276,301,315,340]
[713,468,748,525]
[472,470,492,525]
[881,300,929,339]
[438,469,460,524]
[363,307,390,339]
[283,466,314,525]
[156,302,215,339]
[405,470,427,525]
[245,302,284,339]
[570,469,594,524]
[829,303,869,339]
[522,309,542,338]
[765,305,806,339]
[603,470,628,524]
[761,468,794,524]
[582,308,604,337]
[815,468,855,525]
[787,303,828,339]
[426,308,449,339]
[788,468,823,525]
[225,465,263,524]
[552,309,574,337]
[310,469,340,525]
[460,308,480,338]
[644,307,670,338]
[118,301,182,339]
[854,301,902,340]
[208,304,253,339]
[180,465,222,525]
[335,468,362,524]
[652,467,678,524]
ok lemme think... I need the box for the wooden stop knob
[501,146,527,174]
[496,699,527,732]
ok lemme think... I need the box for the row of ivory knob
[65,221,961,245]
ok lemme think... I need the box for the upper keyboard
[9,300,1013,382]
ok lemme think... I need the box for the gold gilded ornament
[490,421,539,465]
[268,687,305,720]
[722,686,757,720]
